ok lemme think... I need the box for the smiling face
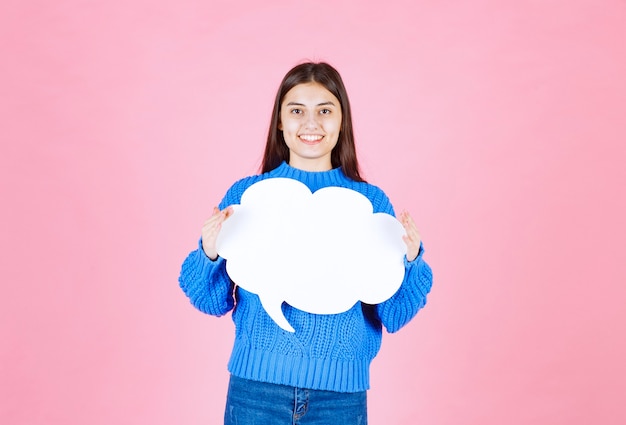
[279,82,342,171]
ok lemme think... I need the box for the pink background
[2,1,625,424]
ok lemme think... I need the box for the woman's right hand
[201,206,234,260]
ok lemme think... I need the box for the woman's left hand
[399,211,422,262]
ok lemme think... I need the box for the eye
[320,108,332,115]
[290,108,303,114]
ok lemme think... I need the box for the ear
[278,121,283,131]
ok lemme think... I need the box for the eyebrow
[285,101,336,106]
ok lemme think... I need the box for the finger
[402,211,415,227]
[407,224,420,240]
[400,211,413,226]
[402,233,419,248]
[203,216,224,230]
[202,217,222,232]
[206,206,234,223]
[402,212,420,236]
[202,206,221,223]
[400,213,416,235]
[407,224,422,241]
[403,228,421,248]
[202,219,223,238]
[204,206,232,226]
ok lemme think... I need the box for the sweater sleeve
[177,178,253,316]
[364,184,434,333]
[178,239,235,316]
[376,244,433,333]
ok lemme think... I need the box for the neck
[288,157,333,172]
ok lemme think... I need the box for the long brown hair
[261,62,365,182]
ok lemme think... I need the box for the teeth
[300,135,323,142]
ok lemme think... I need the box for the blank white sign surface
[216,178,407,332]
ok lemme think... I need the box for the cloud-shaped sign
[216,178,406,332]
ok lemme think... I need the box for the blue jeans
[224,375,368,424]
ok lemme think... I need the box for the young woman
[179,62,433,424]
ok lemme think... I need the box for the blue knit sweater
[179,162,433,393]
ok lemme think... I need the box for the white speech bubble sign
[216,178,407,332]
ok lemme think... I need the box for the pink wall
[1,1,625,424]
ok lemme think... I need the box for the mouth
[298,134,324,145]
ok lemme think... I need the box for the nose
[304,113,319,129]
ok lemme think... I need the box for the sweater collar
[272,161,348,180]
